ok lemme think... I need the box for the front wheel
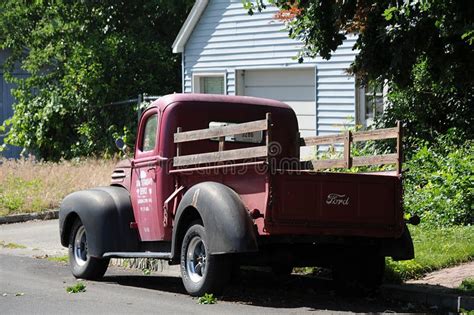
[68,219,109,280]
[180,223,231,296]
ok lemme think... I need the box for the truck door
[131,109,164,241]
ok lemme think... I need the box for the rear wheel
[68,219,109,280]
[180,223,231,296]
[332,253,385,296]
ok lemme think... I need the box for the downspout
[181,53,185,93]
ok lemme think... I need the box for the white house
[172,0,383,140]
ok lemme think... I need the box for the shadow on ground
[102,269,433,313]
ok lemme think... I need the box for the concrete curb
[0,209,59,225]
[381,284,474,312]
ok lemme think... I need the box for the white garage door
[241,68,316,139]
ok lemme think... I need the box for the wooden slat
[173,146,268,167]
[176,127,182,157]
[352,127,398,142]
[344,130,352,168]
[307,159,346,170]
[300,134,346,146]
[352,154,398,167]
[218,136,225,152]
[174,119,268,143]
[396,121,402,175]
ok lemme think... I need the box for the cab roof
[150,93,293,114]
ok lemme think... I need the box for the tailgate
[268,171,404,238]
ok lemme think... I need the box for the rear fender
[171,182,258,260]
[59,186,139,257]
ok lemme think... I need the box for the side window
[141,114,158,152]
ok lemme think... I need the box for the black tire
[332,254,385,296]
[180,223,231,296]
[68,219,109,280]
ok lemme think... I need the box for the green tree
[245,0,474,143]
[0,0,193,160]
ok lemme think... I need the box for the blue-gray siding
[183,0,357,136]
[1,50,24,158]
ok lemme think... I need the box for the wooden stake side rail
[173,113,271,167]
[300,121,403,174]
[174,119,268,143]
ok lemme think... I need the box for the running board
[102,252,172,259]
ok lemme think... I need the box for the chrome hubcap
[74,226,88,266]
[186,236,207,283]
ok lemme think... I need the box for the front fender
[59,186,139,257]
[171,182,258,259]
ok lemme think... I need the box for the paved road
[0,220,421,314]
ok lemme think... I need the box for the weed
[0,241,26,249]
[66,282,86,294]
[458,278,474,294]
[197,293,217,304]
[47,255,69,264]
[142,268,151,276]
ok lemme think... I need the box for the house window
[192,73,226,94]
[357,82,385,126]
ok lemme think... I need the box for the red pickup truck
[60,93,415,296]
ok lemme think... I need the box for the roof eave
[172,0,209,54]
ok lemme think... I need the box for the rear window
[209,121,263,144]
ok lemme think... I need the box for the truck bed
[267,170,403,238]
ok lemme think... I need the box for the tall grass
[0,158,117,216]
[385,225,474,282]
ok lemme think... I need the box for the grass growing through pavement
[47,255,69,264]
[197,293,217,304]
[385,225,474,282]
[66,282,86,294]
[0,158,116,216]
[0,241,26,249]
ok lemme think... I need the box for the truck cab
[60,94,414,296]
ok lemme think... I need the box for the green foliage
[197,293,217,305]
[246,0,474,87]
[385,225,474,282]
[403,133,473,227]
[66,282,86,294]
[378,58,473,147]
[0,1,194,160]
[245,0,474,144]
[458,278,474,294]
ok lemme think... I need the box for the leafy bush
[0,1,194,160]
[403,132,473,227]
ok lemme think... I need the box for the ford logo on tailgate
[326,193,350,206]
